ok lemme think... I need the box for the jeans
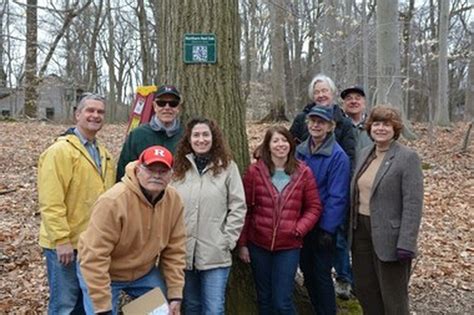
[43,248,85,315]
[333,224,353,284]
[300,228,337,315]
[183,267,230,315]
[248,243,300,315]
[76,264,167,315]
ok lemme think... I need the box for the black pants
[352,214,412,315]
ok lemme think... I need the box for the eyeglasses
[139,164,171,176]
[155,100,180,108]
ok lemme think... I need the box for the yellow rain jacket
[38,131,116,249]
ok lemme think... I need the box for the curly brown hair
[173,117,233,180]
[365,105,403,140]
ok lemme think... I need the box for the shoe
[335,280,351,300]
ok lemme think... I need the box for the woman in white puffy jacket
[171,117,247,315]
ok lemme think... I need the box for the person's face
[370,121,395,146]
[313,81,334,106]
[75,99,105,137]
[190,123,213,155]
[269,132,290,160]
[307,116,333,141]
[343,92,366,117]
[136,162,172,195]
[153,94,180,127]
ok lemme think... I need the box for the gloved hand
[318,229,335,249]
[396,248,414,262]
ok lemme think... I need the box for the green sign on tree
[183,33,217,64]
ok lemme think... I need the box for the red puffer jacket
[238,160,322,251]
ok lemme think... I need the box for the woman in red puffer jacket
[238,126,322,314]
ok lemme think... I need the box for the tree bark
[106,0,117,121]
[321,0,337,79]
[24,0,38,118]
[465,22,474,121]
[136,0,150,85]
[85,0,104,92]
[361,0,369,108]
[434,0,450,126]
[0,0,7,87]
[261,0,288,122]
[401,0,414,119]
[375,0,416,139]
[156,0,249,171]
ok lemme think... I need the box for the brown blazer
[349,141,424,261]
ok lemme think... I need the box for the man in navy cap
[116,85,184,181]
[296,105,351,314]
[341,86,372,160]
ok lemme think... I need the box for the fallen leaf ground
[0,121,472,314]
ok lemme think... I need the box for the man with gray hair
[38,93,116,314]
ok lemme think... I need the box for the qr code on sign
[192,45,208,61]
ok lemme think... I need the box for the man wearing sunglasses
[116,85,184,181]
[77,146,185,315]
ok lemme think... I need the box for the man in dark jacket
[289,74,355,164]
[116,85,184,182]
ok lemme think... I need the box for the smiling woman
[349,105,423,315]
[171,117,247,314]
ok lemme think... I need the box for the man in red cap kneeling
[77,146,185,315]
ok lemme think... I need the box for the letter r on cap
[154,149,165,157]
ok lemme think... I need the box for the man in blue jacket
[296,105,351,315]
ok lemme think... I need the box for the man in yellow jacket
[77,146,185,315]
[38,94,116,315]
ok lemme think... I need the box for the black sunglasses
[155,100,180,108]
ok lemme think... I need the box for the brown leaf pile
[0,121,472,313]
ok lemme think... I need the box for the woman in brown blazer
[349,106,424,315]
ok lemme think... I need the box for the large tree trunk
[375,0,416,139]
[261,0,288,122]
[156,0,249,171]
[434,0,450,126]
[24,0,38,118]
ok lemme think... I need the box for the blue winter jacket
[296,133,350,234]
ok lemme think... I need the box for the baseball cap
[306,105,333,121]
[139,146,173,169]
[340,85,365,99]
[154,85,181,100]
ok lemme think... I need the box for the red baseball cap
[139,146,173,169]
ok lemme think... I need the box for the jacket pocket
[390,219,401,229]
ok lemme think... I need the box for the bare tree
[24,0,38,117]
[465,22,474,121]
[262,0,288,121]
[0,0,7,87]
[434,0,450,126]
[375,0,416,138]
[136,0,151,85]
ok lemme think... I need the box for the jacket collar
[371,141,399,195]
[296,133,336,157]
[122,161,170,208]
